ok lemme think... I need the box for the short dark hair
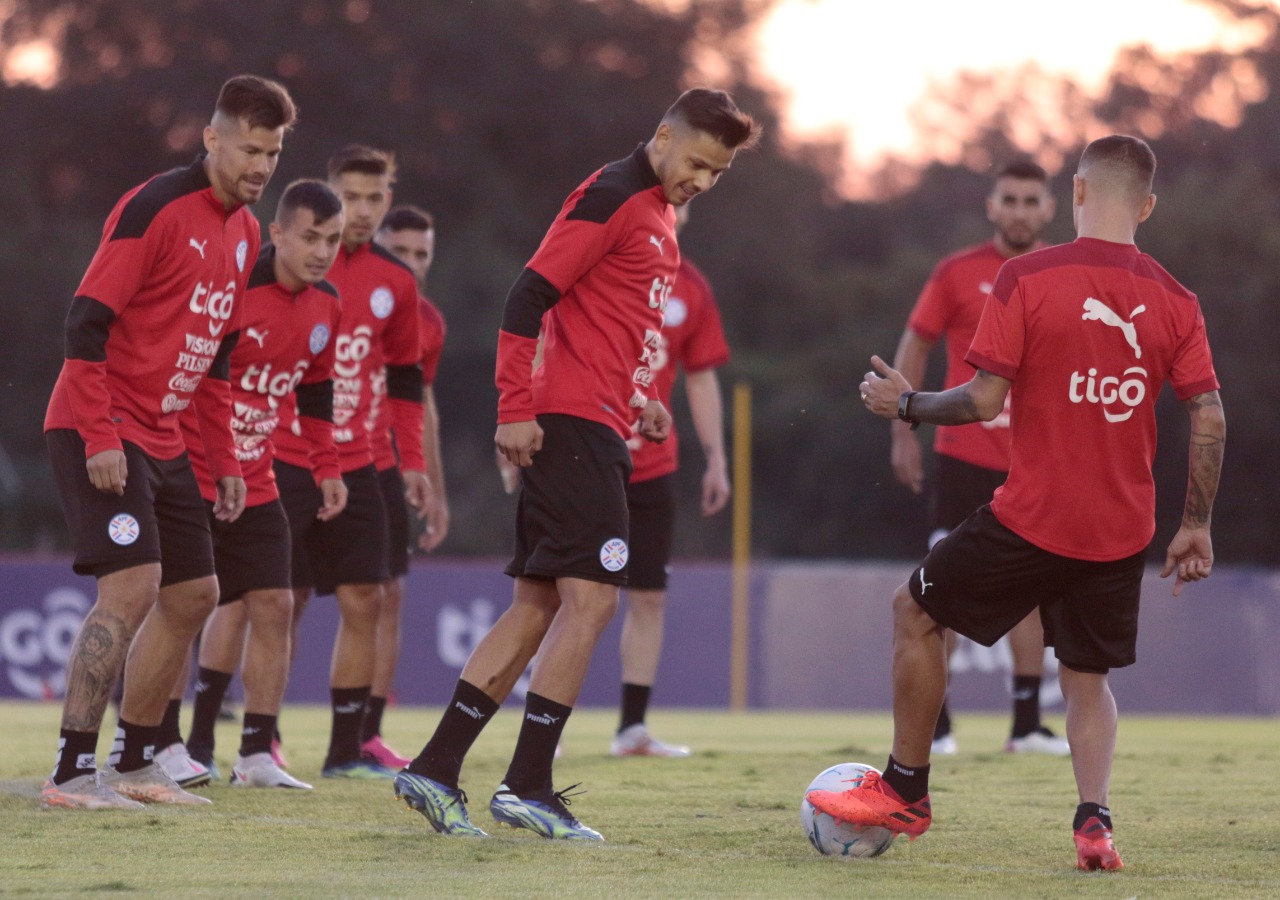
[327,144,396,182]
[276,178,343,226]
[1079,134,1156,198]
[380,205,435,233]
[214,75,297,131]
[994,158,1047,183]
[662,88,761,151]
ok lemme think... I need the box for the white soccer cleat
[230,752,313,789]
[931,734,958,755]
[154,742,212,789]
[41,773,146,811]
[610,723,691,758]
[1006,727,1071,756]
[100,762,213,805]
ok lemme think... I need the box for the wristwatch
[898,391,920,431]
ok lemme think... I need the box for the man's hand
[496,420,544,467]
[861,355,914,420]
[316,477,348,522]
[891,426,925,495]
[402,469,432,518]
[1160,525,1214,596]
[638,399,672,444]
[86,449,128,495]
[701,458,730,516]
[213,476,246,522]
[418,487,450,552]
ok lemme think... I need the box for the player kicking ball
[808,135,1224,871]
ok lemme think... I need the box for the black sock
[108,719,157,773]
[239,712,277,758]
[1011,675,1042,738]
[325,686,370,767]
[187,667,232,764]
[1074,802,1113,831]
[407,680,499,787]
[157,699,183,750]
[619,683,651,732]
[503,692,573,795]
[53,729,99,785]
[882,754,930,804]
[361,695,388,743]
[933,697,952,739]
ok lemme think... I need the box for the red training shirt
[273,241,424,474]
[906,241,1022,472]
[496,144,679,440]
[967,237,1219,561]
[45,157,258,478]
[628,258,729,483]
[180,247,342,506]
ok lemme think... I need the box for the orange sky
[752,0,1278,195]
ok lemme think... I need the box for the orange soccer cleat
[1074,817,1124,871]
[805,769,932,840]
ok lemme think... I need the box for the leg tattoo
[62,611,135,732]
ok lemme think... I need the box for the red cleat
[1074,817,1124,871]
[806,770,932,840]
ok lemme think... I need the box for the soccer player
[610,202,731,758]
[891,160,1068,756]
[394,88,759,841]
[166,179,348,790]
[270,145,427,778]
[40,75,296,809]
[357,205,449,769]
[808,135,1225,871]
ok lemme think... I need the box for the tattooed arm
[1160,390,1226,596]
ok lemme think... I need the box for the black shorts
[929,454,1007,544]
[379,466,410,580]
[625,474,677,591]
[505,414,632,586]
[908,505,1145,673]
[274,460,389,595]
[47,430,214,586]
[208,499,292,605]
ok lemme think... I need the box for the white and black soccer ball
[800,762,897,859]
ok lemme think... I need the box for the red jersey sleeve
[383,277,427,473]
[1169,303,1220,400]
[682,274,730,373]
[419,298,446,386]
[192,337,240,482]
[905,262,954,343]
[63,199,171,457]
[966,269,1025,381]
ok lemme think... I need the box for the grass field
[1,701,1276,898]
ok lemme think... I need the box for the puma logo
[649,234,666,255]
[189,237,208,259]
[246,327,269,348]
[919,569,934,595]
[1082,297,1145,359]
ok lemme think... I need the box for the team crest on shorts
[235,240,249,273]
[370,287,394,319]
[108,513,140,546]
[599,538,628,572]
[309,323,331,354]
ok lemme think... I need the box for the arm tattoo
[61,610,135,732]
[1182,391,1225,529]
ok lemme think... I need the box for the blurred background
[2,0,1276,565]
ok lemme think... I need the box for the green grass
[1,701,1276,898]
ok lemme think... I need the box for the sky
[753,0,1276,193]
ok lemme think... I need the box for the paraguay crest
[599,538,629,572]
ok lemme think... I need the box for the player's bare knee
[246,589,293,634]
[892,582,941,641]
[156,575,218,628]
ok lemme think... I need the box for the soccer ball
[801,762,897,859]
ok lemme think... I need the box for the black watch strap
[898,391,920,431]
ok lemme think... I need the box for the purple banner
[2,557,1276,714]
